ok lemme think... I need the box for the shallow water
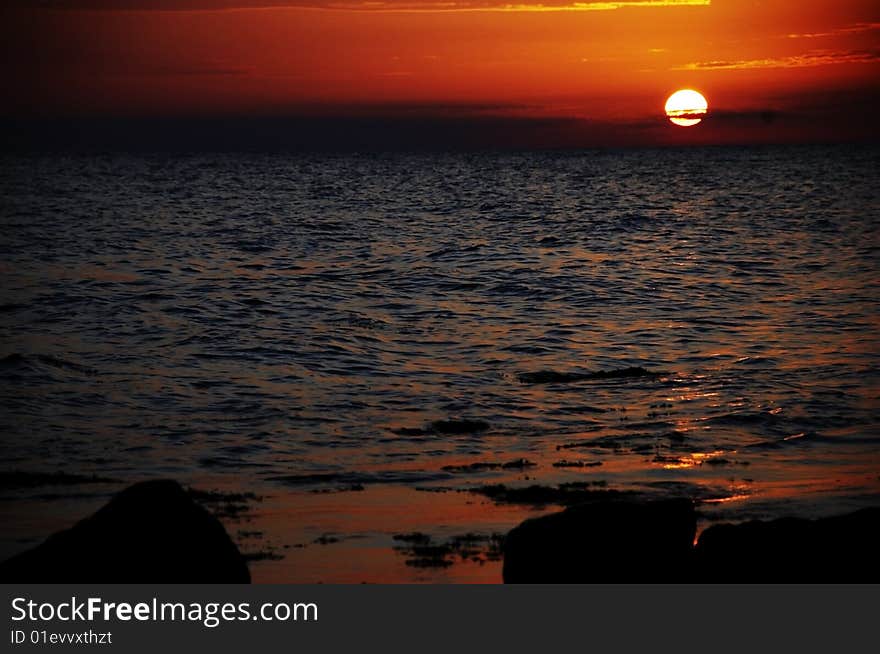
[1,146,879,581]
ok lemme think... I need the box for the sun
[665,89,708,127]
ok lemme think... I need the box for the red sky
[3,0,879,147]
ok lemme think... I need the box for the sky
[3,0,879,148]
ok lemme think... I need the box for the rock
[0,479,250,583]
[552,459,603,468]
[474,482,625,507]
[502,498,695,583]
[517,366,665,385]
[694,507,880,582]
[442,462,503,473]
[429,419,490,435]
[392,419,490,436]
[517,370,593,384]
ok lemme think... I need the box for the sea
[1,145,879,582]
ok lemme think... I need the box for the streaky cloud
[676,49,880,71]
[786,22,880,40]
[14,0,711,12]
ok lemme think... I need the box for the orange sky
[3,0,879,147]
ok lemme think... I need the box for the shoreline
[3,469,879,583]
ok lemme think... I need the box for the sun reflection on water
[660,449,728,470]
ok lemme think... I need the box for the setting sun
[1,0,879,600]
[665,89,709,127]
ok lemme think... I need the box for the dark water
[1,146,879,578]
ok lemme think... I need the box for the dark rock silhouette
[474,482,628,506]
[502,498,696,583]
[504,502,880,583]
[694,507,880,582]
[0,480,250,583]
[428,419,490,435]
[441,459,536,473]
[392,419,490,436]
[517,366,665,385]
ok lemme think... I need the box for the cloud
[5,85,879,151]
[320,1,713,11]
[14,0,712,12]
[675,49,880,70]
[786,22,880,40]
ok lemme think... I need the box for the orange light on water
[661,449,727,470]
[701,494,751,504]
